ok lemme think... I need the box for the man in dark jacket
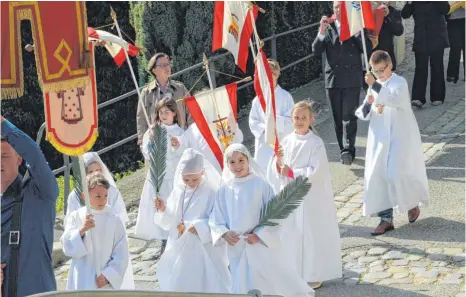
[402,1,450,107]
[312,1,372,165]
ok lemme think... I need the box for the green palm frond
[70,156,85,207]
[148,124,167,195]
[253,176,312,232]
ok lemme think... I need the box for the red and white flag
[254,48,279,153]
[185,83,238,169]
[339,1,376,42]
[87,27,140,67]
[212,1,258,72]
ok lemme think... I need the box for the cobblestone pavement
[54,17,465,296]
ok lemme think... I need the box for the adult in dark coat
[402,1,450,107]
[312,1,372,165]
[446,3,465,83]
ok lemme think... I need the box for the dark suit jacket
[312,22,372,89]
[401,1,450,53]
[374,6,404,70]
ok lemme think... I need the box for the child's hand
[276,147,284,167]
[95,275,109,288]
[376,104,385,114]
[79,214,95,237]
[280,165,291,177]
[367,95,375,104]
[188,225,197,235]
[365,72,376,86]
[222,231,240,246]
[245,234,260,245]
[170,136,180,148]
[154,196,165,211]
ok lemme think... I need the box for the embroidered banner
[1,1,90,99]
[43,42,98,156]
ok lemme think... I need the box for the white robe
[154,181,231,292]
[249,85,295,173]
[66,187,134,289]
[61,206,129,290]
[267,131,342,282]
[135,124,185,240]
[355,73,429,216]
[209,174,314,297]
[176,123,244,174]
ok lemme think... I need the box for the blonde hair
[267,59,280,75]
[87,172,110,190]
[291,99,318,134]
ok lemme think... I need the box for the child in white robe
[267,100,342,289]
[172,121,244,174]
[153,148,231,292]
[61,173,129,290]
[249,59,294,173]
[209,143,314,297]
[66,152,135,289]
[135,97,185,255]
[356,50,429,236]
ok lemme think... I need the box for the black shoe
[340,152,353,165]
[411,100,423,108]
[447,76,458,83]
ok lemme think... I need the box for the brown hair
[154,97,179,125]
[291,99,318,134]
[87,172,110,190]
[370,50,392,65]
[267,59,280,75]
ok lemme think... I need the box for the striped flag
[184,83,238,169]
[87,27,140,67]
[254,48,279,153]
[212,1,258,72]
[339,1,376,42]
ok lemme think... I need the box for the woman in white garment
[267,100,342,289]
[153,148,231,292]
[249,59,295,173]
[135,98,185,256]
[356,50,429,236]
[66,152,135,289]
[209,143,314,297]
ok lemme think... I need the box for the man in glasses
[312,1,372,166]
[136,53,193,147]
[355,50,429,236]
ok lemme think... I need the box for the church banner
[1,1,90,99]
[43,42,98,156]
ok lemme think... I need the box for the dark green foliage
[70,156,85,207]
[148,124,167,194]
[253,176,312,232]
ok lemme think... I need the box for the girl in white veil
[153,148,230,292]
[65,151,134,289]
[209,143,314,297]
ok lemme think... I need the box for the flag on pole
[212,1,258,72]
[339,1,376,42]
[88,27,140,67]
[254,48,279,153]
[185,83,238,169]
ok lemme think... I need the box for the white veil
[83,152,117,188]
[222,143,266,183]
[173,148,222,191]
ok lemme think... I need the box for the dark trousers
[378,208,394,223]
[326,87,360,156]
[412,49,446,104]
[447,18,465,79]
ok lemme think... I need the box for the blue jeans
[378,208,393,223]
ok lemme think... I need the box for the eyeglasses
[156,63,171,69]
[371,66,387,75]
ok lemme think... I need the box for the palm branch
[70,156,85,207]
[148,124,168,196]
[252,176,312,232]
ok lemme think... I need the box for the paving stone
[431,261,448,267]
[140,248,160,261]
[416,270,439,279]
[343,203,361,209]
[343,256,358,264]
[370,260,386,267]
[435,267,452,273]
[345,267,367,278]
[410,267,427,274]
[369,265,387,273]
[389,266,409,273]
[382,251,407,260]
[392,260,410,266]
[393,272,410,279]
[368,247,389,256]
[337,210,352,218]
[130,246,146,254]
[335,195,351,202]
[344,278,359,286]
[426,248,444,254]
[350,250,367,258]
[408,248,425,255]
[456,293,465,297]
[444,273,463,280]
[379,278,414,285]
[414,278,437,285]
[443,248,464,255]
[453,254,466,262]
[346,214,361,223]
[407,255,423,261]
[344,262,366,269]
[362,271,392,281]
[427,253,449,261]
[411,261,430,268]
[359,256,380,264]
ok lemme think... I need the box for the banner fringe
[46,129,99,156]
[1,88,24,100]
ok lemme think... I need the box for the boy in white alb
[61,173,129,290]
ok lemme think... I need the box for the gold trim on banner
[46,130,99,157]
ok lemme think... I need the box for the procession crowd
[1,1,464,297]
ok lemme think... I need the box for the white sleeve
[191,190,216,244]
[276,92,294,139]
[253,182,281,248]
[248,98,266,139]
[101,219,129,289]
[112,188,129,225]
[142,128,152,159]
[292,142,327,184]
[60,211,88,259]
[153,191,177,230]
[373,78,408,109]
[208,188,230,246]
[66,190,82,217]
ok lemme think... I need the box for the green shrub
[56,176,75,213]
